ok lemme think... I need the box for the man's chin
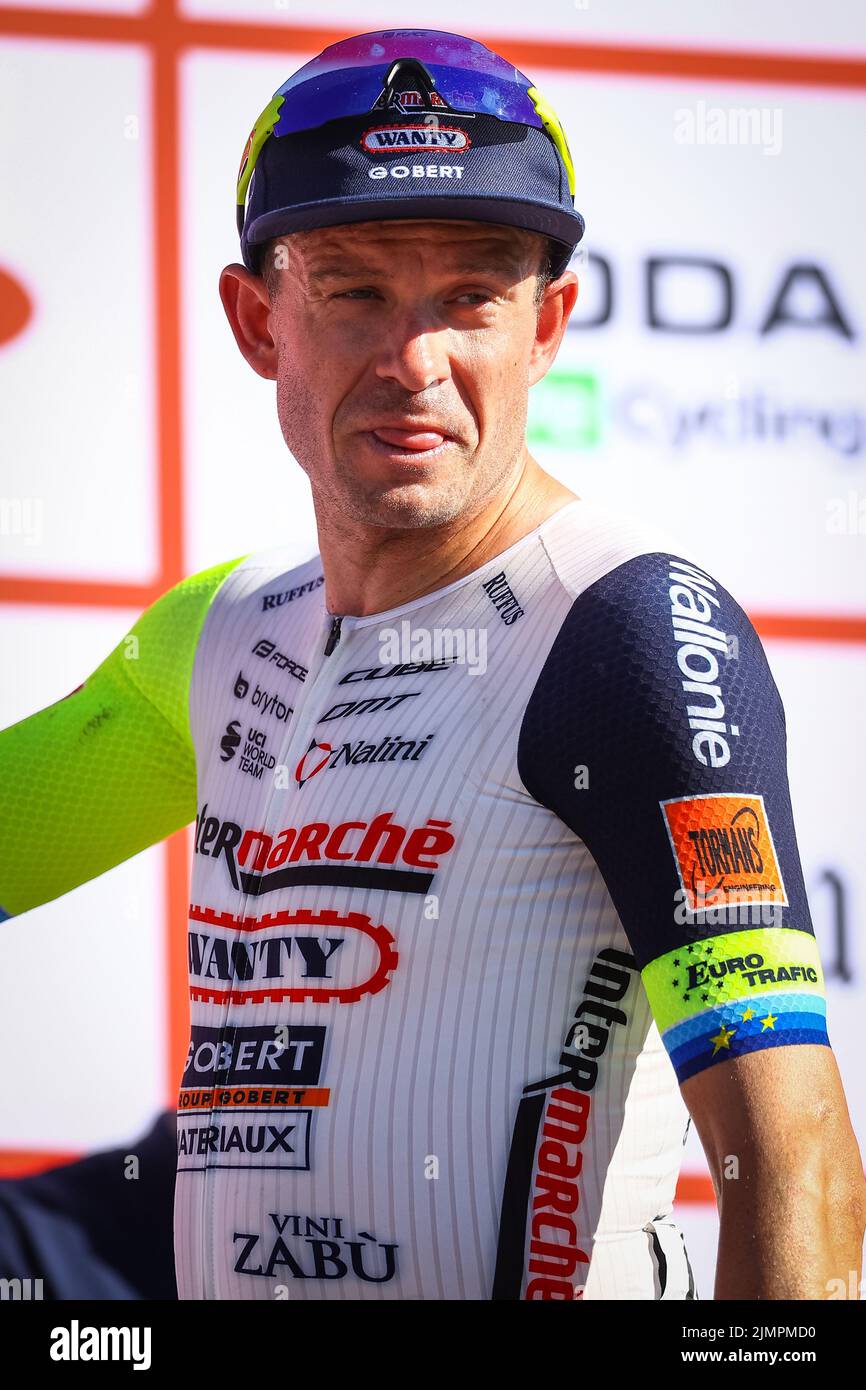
[337,479,471,530]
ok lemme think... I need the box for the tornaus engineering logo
[661,792,788,912]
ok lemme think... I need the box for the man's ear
[528,270,579,388]
[219,263,277,380]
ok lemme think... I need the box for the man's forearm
[713,1149,866,1299]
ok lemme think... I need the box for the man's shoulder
[540,498,747,621]
[181,542,324,617]
[539,496,681,601]
[524,516,776,774]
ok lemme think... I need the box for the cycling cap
[236,29,585,278]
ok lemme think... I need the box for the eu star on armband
[642,928,830,1084]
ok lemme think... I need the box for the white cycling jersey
[174,496,827,1300]
[2,494,827,1300]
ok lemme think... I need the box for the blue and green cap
[236,29,585,278]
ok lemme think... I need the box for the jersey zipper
[323,615,343,657]
[272,610,348,785]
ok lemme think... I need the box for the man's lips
[370,427,449,451]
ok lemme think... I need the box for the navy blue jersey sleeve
[517,552,829,1084]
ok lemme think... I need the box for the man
[1,29,863,1300]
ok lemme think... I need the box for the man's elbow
[714,1093,865,1228]
[808,1092,866,1231]
[822,1147,866,1253]
[760,1109,866,1269]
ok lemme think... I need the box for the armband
[642,927,829,1084]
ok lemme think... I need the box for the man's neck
[313,459,579,618]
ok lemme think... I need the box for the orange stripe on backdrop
[752,612,866,644]
[152,0,187,1111]
[2,5,866,87]
[0,6,147,44]
[193,31,866,90]
[0,577,167,607]
[152,0,185,591]
[675,1172,717,1206]
[0,1150,80,1178]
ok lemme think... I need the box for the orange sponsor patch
[660,793,788,911]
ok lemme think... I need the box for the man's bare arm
[682,1044,866,1299]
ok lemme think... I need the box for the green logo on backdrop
[527,370,601,449]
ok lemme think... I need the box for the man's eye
[337,288,377,300]
[455,291,492,305]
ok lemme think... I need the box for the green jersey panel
[0,557,246,919]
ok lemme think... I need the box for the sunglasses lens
[271,29,541,133]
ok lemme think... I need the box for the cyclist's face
[260,219,570,528]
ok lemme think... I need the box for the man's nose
[374,311,451,393]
